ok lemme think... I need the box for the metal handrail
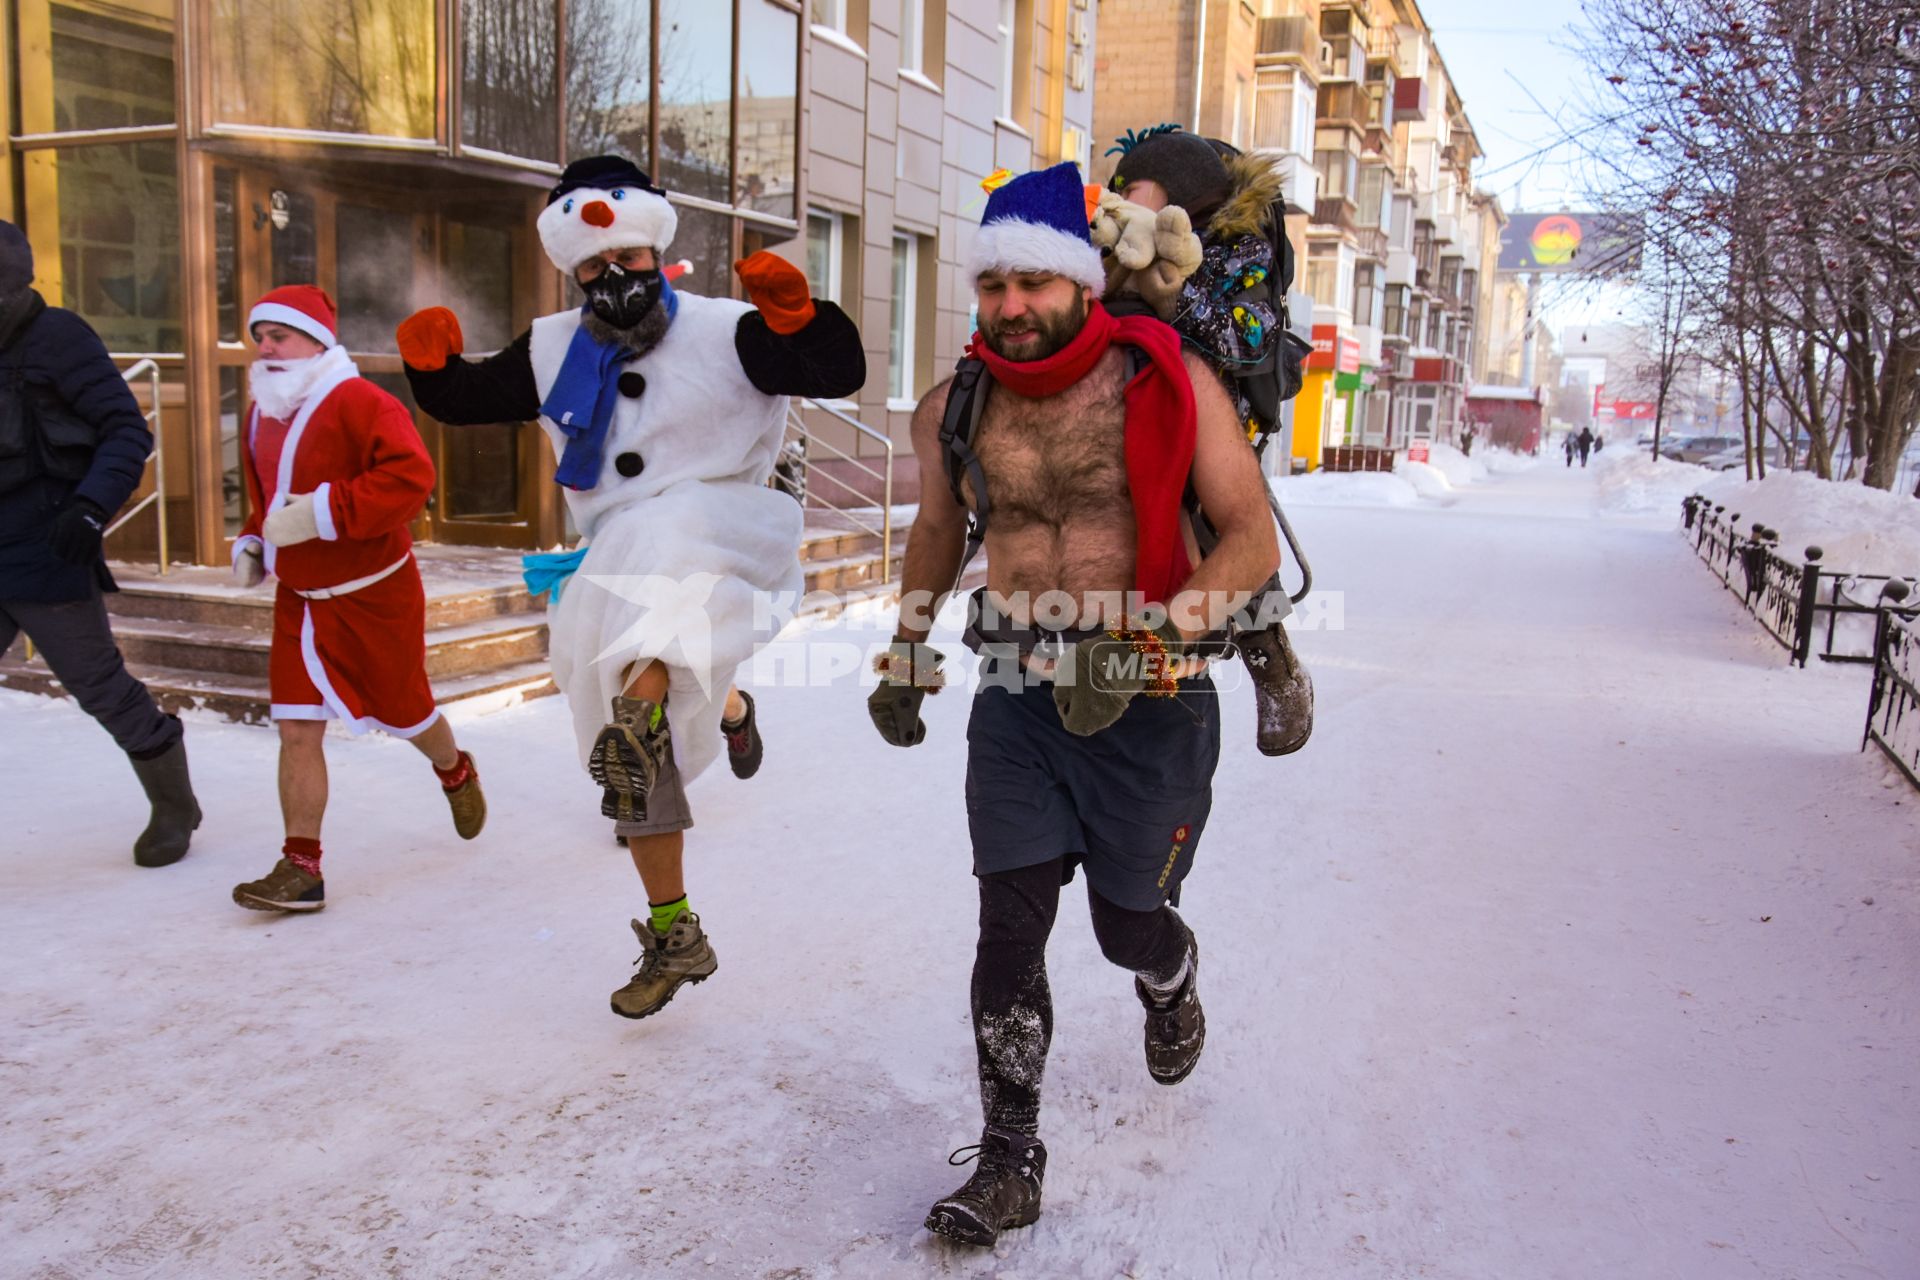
[783,397,896,574]
[105,358,167,576]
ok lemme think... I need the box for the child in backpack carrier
[1099,124,1314,756]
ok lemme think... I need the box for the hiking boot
[1136,931,1205,1086]
[723,691,763,780]
[441,750,486,840]
[128,720,201,867]
[589,697,670,823]
[232,858,325,913]
[1239,621,1314,757]
[610,913,717,1019]
[924,1126,1048,1247]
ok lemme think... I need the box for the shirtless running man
[864,163,1279,1247]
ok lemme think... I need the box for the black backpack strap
[939,355,993,593]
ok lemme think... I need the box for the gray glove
[867,640,945,748]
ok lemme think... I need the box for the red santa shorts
[269,556,439,738]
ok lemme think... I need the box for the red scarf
[970,302,1195,606]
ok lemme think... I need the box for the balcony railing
[1354,225,1388,259]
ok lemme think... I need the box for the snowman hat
[537,155,678,274]
[249,284,338,348]
[966,161,1105,296]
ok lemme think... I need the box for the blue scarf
[541,278,678,490]
[522,546,588,603]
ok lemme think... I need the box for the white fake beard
[250,346,344,421]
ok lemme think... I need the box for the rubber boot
[128,719,202,867]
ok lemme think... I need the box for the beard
[250,349,337,421]
[980,291,1089,362]
[580,295,673,355]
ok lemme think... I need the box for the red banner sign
[1307,324,1361,374]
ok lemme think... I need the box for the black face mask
[582,262,663,330]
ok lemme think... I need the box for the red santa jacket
[235,373,435,593]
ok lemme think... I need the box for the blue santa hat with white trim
[966,161,1104,296]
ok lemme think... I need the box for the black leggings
[971,857,1191,1134]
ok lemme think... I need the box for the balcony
[1316,81,1368,133]
[1393,74,1429,123]
[1320,34,1366,82]
[1354,225,1388,260]
[1257,15,1318,66]
[1312,197,1357,235]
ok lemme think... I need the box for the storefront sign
[1307,324,1362,374]
[1407,439,1430,463]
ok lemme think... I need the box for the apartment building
[0,0,1096,565]
[1091,0,1505,469]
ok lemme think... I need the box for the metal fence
[1864,602,1920,790]
[1680,495,1915,665]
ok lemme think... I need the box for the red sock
[434,751,473,791]
[283,837,322,878]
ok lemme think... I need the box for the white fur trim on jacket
[537,186,679,273]
[248,301,336,348]
[966,218,1107,296]
[311,481,338,541]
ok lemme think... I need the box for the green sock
[649,896,689,934]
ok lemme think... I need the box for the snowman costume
[401,157,864,797]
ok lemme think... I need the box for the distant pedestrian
[1576,426,1595,467]
[1461,424,1477,456]
[1564,433,1575,467]
[0,220,201,868]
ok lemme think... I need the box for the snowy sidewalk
[3,460,1916,1279]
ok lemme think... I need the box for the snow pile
[1423,441,1486,486]
[1691,469,1920,575]
[1271,470,1420,508]
[1394,457,1456,499]
[1594,450,1706,515]
[1479,447,1539,476]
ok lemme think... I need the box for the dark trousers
[0,590,176,757]
[972,857,1192,1134]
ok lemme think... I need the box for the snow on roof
[1466,384,1544,402]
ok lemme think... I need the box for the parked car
[1661,434,1742,464]
[1696,444,1749,472]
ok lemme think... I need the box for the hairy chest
[969,353,1130,531]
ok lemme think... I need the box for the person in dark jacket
[0,220,201,866]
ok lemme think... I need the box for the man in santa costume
[229,285,487,914]
[398,155,863,1020]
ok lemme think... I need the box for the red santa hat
[248,285,338,348]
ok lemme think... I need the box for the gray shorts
[611,743,695,838]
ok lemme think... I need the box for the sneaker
[610,913,718,1019]
[589,697,669,823]
[924,1126,1048,1247]
[232,858,325,914]
[1136,931,1205,1086]
[442,751,487,840]
[1239,622,1314,757]
[722,691,763,780]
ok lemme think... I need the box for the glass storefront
[462,0,559,161]
[210,0,435,138]
[21,142,181,352]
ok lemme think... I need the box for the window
[21,142,181,353]
[566,0,651,163]
[736,0,800,219]
[997,0,1019,119]
[1355,165,1389,229]
[1304,250,1339,309]
[1252,68,1293,151]
[211,0,434,139]
[462,0,559,160]
[657,0,734,204]
[901,0,923,74]
[1230,75,1248,149]
[1352,263,1379,330]
[807,210,844,307]
[811,0,843,27]
[17,1,175,135]
[1315,149,1353,200]
[889,233,917,401]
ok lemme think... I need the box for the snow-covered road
[4,459,1916,1279]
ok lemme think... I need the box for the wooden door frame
[217,159,560,551]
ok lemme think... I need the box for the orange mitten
[397,307,465,372]
[734,251,816,336]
